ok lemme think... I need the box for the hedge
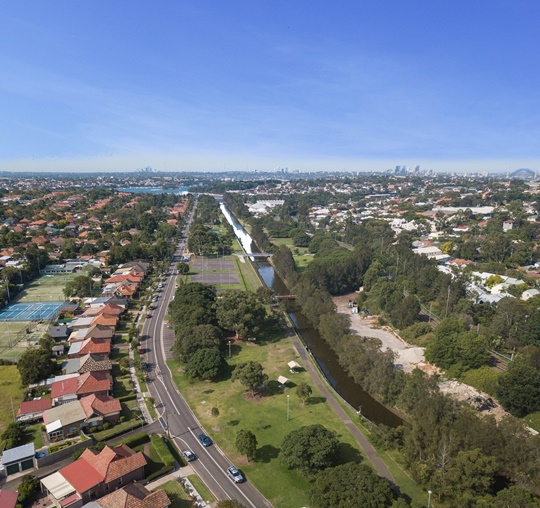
[150,434,175,468]
[119,394,137,402]
[120,432,149,449]
[145,464,174,483]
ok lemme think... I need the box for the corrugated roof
[41,471,76,500]
[1,443,35,465]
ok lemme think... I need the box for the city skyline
[1,1,540,173]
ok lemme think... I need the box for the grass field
[15,273,78,302]
[0,365,25,435]
[168,334,371,508]
[0,321,35,359]
[270,237,314,273]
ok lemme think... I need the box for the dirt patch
[333,293,425,373]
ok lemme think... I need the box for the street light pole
[427,490,432,508]
[228,340,232,358]
[287,394,290,421]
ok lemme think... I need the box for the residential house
[94,483,170,508]
[41,445,146,507]
[43,394,121,440]
[16,398,52,423]
[49,325,71,341]
[0,490,18,508]
[68,338,111,358]
[62,354,112,376]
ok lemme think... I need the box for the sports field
[0,321,35,359]
[15,273,77,302]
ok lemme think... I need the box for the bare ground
[334,293,426,373]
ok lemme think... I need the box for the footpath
[283,317,396,485]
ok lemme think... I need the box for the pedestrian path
[284,317,396,485]
[146,466,211,507]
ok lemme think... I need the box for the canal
[219,202,403,428]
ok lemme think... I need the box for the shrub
[121,432,149,448]
[151,434,175,468]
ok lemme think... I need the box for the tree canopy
[280,424,339,476]
[309,462,395,508]
[231,361,268,396]
[216,290,267,339]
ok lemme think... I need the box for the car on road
[146,313,151,319]
[227,466,244,483]
[182,450,196,462]
[198,434,212,447]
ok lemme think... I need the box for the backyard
[0,365,25,435]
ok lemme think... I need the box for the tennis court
[0,302,64,322]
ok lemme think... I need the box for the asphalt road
[143,209,271,508]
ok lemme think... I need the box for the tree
[255,286,274,304]
[235,429,258,461]
[174,324,223,362]
[177,262,190,275]
[232,361,268,396]
[17,474,40,504]
[1,421,25,449]
[216,290,267,339]
[497,356,540,417]
[295,382,313,406]
[488,486,540,508]
[63,274,98,298]
[17,347,55,385]
[310,462,394,508]
[185,348,224,380]
[280,424,339,475]
[442,449,496,504]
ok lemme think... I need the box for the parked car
[146,313,151,319]
[227,466,244,483]
[182,450,196,462]
[198,434,212,447]
[152,296,158,302]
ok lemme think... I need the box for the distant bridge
[510,168,535,178]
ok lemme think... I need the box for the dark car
[227,465,244,483]
[198,434,212,447]
[182,450,196,462]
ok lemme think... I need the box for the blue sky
[1,1,539,173]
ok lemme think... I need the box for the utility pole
[445,285,451,318]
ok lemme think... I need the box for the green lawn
[187,475,215,504]
[167,333,372,508]
[0,366,25,435]
[153,480,193,508]
[24,424,45,449]
[269,237,314,273]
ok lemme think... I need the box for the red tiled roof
[51,377,79,398]
[79,338,111,356]
[80,394,121,418]
[91,315,118,327]
[77,371,111,396]
[17,397,52,417]
[97,483,170,508]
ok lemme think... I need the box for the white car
[182,450,196,462]
[227,465,244,483]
